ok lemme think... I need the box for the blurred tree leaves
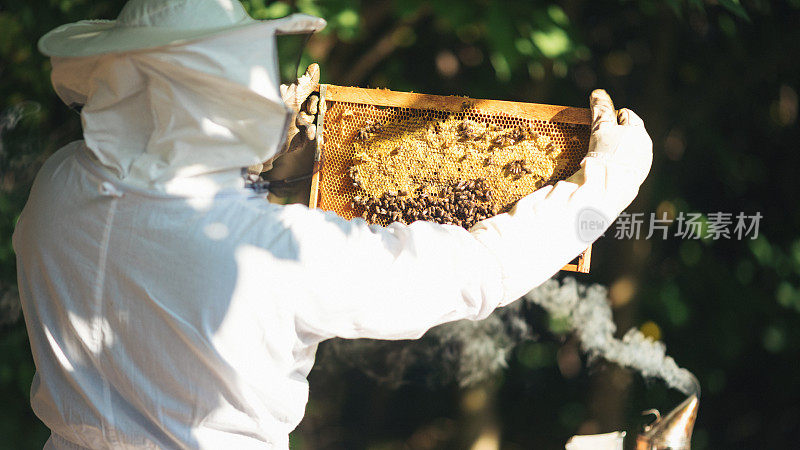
[718,0,750,20]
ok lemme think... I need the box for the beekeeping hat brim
[38,0,326,58]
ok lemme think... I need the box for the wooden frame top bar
[322,84,592,125]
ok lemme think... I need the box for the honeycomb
[310,86,592,272]
[348,116,572,215]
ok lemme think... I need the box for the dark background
[1,1,799,449]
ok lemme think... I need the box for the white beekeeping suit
[13,0,652,448]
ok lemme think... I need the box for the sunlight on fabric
[249,66,277,99]
[186,195,215,211]
[71,32,102,39]
[43,326,75,372]
[200,117,235,139]
[204,222,230,240]
[64,312,116,355]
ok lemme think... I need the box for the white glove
[470,89,653,303]
[249,63,320,174]
[278,63,320,156]
[568,89,653,217]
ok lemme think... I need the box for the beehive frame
[309,85,592,273]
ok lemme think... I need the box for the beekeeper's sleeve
[292,90,652,341]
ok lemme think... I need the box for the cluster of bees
[454,119,540,148]
[350,178,499,229]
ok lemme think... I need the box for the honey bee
[504,159,533,179]
[456,120,480,140]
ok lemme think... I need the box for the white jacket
[13,14,650,450]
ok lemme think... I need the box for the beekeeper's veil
[39,0,325,194]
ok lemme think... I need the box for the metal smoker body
[636,394,699,450]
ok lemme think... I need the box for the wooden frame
[322,85,591,124]
[309,84,592,273]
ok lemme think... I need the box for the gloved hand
[470,89,653,303]
[278,63,320,158]
[567,89,653,216]
[248,63,320,175]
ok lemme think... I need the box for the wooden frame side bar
[308,84,326,209]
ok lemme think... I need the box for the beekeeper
[13,0,652,448]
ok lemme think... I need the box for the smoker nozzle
[635,393,699,450]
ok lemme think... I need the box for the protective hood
[50,13,324,195]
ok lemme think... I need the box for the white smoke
[320,277,698,396]
[319,298,533,388]
[525,278,699,396]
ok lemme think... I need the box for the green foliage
[718,0,750,20]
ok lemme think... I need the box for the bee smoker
[635,392,699,449]
[566,376,699,450]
